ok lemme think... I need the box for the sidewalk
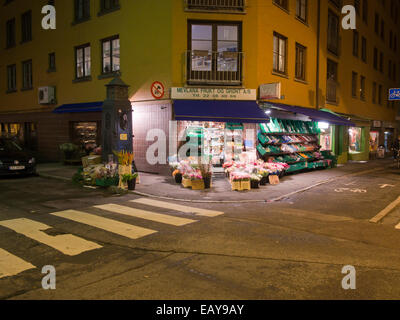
[37,159,396,203]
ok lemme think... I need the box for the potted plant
[250,174,262,189]
[259,170,269,186]
[199,161,212,189]
[172,169,183,184]
[122,173,139,190]
[59,143,79,160]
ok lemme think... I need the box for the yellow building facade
[0,0,399,166]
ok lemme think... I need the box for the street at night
[2,0,400,313]
[1,160,400,300]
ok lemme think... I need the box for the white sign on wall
[259,83,281,100]
[171,87,257,101]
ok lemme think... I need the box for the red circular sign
[151,81,165,99]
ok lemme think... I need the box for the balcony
[185,0,246,13]
[185,50,243,86]
[326,79,339,104]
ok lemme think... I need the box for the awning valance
[53,102,103,114]
[173,100,269,123]
[264,102,355,126]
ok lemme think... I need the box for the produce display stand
[257,119,332,173]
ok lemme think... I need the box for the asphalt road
[1,165,400,300]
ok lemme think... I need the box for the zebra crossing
[0,198,224,280]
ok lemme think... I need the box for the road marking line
[0,248,35,279]
[94,204,197,226]
[50,210,157,240]
[395,222,400,230]
[370,196,400,223]
[0,218,101,256]
[130,198,224,217]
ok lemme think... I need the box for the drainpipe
[316,0,321,110]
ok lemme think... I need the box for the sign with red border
[151,81,165,100]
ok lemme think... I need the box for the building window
[273,32,287,74]
[327,59,338,103]
[352,30,359,57]
[394,63,397,81]
[390,30,393,49]
[375,13,379,34]
[352,72,358,97]
[100,0,120,13]
[360,76,365,101]
[74,0,90,22]
[378,84,382,105]
[71,122,100,150]
[187,22,242,85]
[381,20,385,40]
[361,36,367,62]
[296,0,307,22]
[295,43,306,80]
[7,64,16,92]
[273,0,288,10]
[22,60,33,90]
[394,35,397,52]
[362,0,368,23]
[75,44,91,79]
[372,81,377,103]
[101,36,120,74]
[373,47,378,69]
[21,11,32,43]
[6,18,16,48]
[389,60,392,79]
[327,10,339,55]
[379,52,383,72]
[48,52,56,72]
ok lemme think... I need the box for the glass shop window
[349,127,362,153]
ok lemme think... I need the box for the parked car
[0,137,36,177]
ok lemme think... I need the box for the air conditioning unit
[38,86,56,104]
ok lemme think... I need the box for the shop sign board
[151,81,165,100]
[259,83,281,100]
[389,88,400,101]
[171,87,257,101]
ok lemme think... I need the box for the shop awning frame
[263,102,355,126]
[173,100,270,123]
[53,102,103,114]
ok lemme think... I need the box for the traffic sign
[151,81,165,100]
[389,88,400,101]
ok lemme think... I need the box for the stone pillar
[101,76,133,162]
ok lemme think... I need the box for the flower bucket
[118,165,132,189]
[127,178,137,191]
[203,177,211,189]
[231,180,241,191]
[174,173,183,184]
[182,178,192,188]
[191,179,205,190]
[251,180,260,189]
[260,176,268,186]
[241,180,251,191]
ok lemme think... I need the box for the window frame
[295,42,307,81]
[74,43,91,80]
[6,64,17,93]
[21,10,32,43]
[296,0,308,23]
[273,32,288,75]
[101,35,120,75]
[21,59,33,90]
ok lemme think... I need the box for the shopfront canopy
[173,100,269,123]
[264,102,355,126]
[53,102,103,114]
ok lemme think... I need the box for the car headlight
[28,158,35,164]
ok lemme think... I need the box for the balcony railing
[185,50,243,86]
[185,0,246,12]
[326,79,339,104]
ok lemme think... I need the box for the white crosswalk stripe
[94,203,198,226]
[0,218,102,256]
[50,210,157,240]
[130,198,224,217]
[0,248,35,279]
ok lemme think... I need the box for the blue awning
[174,100,269,123]
[264,102,355,126]
[53,102,103,114]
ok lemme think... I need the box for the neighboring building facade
[0,0,399,169]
